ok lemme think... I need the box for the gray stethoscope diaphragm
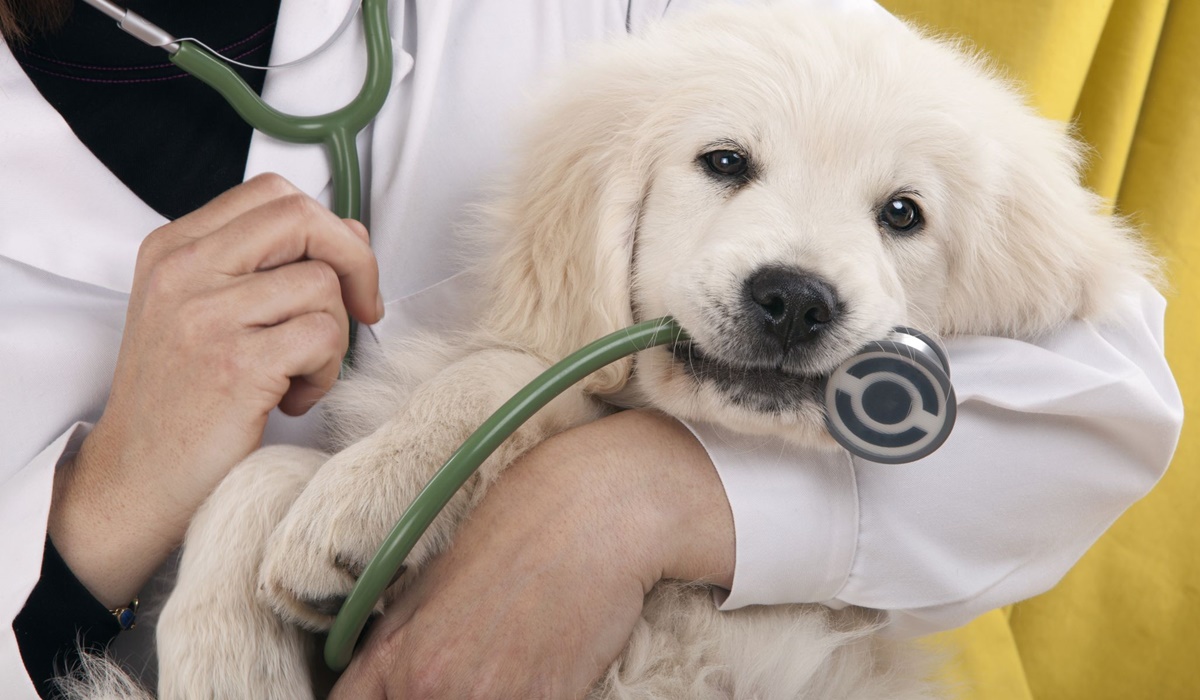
[823,326,956,464]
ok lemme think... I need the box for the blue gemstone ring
[111,598,138,630]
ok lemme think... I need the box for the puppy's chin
[668,341,826,411]
[631,346,841,448]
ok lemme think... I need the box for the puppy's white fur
[61,3,1153,699]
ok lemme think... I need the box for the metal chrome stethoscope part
[822,326,957,464]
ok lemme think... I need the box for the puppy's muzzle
[745,266,840,351]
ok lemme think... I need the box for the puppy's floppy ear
[480,59,653,395]
[938,82,1159,339]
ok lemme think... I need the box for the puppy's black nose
[747,267,839,349]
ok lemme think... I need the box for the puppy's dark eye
[880,197,923,233]
[701,150,749,178]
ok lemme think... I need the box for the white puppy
[63,2,1154,699]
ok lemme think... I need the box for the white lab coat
[0,0,1183,695]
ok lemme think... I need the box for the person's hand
[48,174,383,607]
[329,410,734,700]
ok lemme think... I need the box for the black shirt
[10,0,281,219]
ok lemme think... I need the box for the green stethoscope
[82,0,391,222]
[84,0,957,676]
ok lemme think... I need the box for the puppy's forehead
[655,16,967,149]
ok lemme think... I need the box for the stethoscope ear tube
[822,327,956,464]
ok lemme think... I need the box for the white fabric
[0,0,1183,695]
[693,280,1183,638]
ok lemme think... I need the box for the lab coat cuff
[681,420,859,610]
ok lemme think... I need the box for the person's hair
[0,0,72,44]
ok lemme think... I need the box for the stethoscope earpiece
[823,326,956,464]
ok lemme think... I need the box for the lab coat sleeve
[0,423,92,697]
[687,279,1183,637]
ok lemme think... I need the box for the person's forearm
[47,420,196,608]
[553,409,735,591]
[614,410,734,590]
[329,408,736,699]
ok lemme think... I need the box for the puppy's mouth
[668,340,825,413]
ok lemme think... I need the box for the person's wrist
[647,415,735,589]
[48,416,180,608]
[580,410,735,591]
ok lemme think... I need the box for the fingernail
[375,294,385,320]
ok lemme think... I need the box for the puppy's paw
[258,438,435,631]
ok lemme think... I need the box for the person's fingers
[249,311,349,415]
[226,260,350,337]
[279,370,340,416]
[343,217,370,244]
[279,378,326,416]
[328,641,392,700]
[170,173,304,242]
[327,664,382,700]
[135,173,304,267]
[194,193,382,324]
[228,260,351,416]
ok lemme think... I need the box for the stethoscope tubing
[166,0,393,222]
[172,0,390,355]
[323,317,687,671]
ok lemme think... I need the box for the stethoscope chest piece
[823,326,956,464]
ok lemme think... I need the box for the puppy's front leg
[260,348,604,631]
[157,445,328,700]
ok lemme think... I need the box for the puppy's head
[483,3,1155,443]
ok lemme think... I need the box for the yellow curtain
[874,0,1199,697]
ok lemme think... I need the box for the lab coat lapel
[245,0,413,204]
[0,0,411,296]
[0,43,164,296]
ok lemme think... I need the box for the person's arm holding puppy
[332,287,1180,700]
[331,410,734,700]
